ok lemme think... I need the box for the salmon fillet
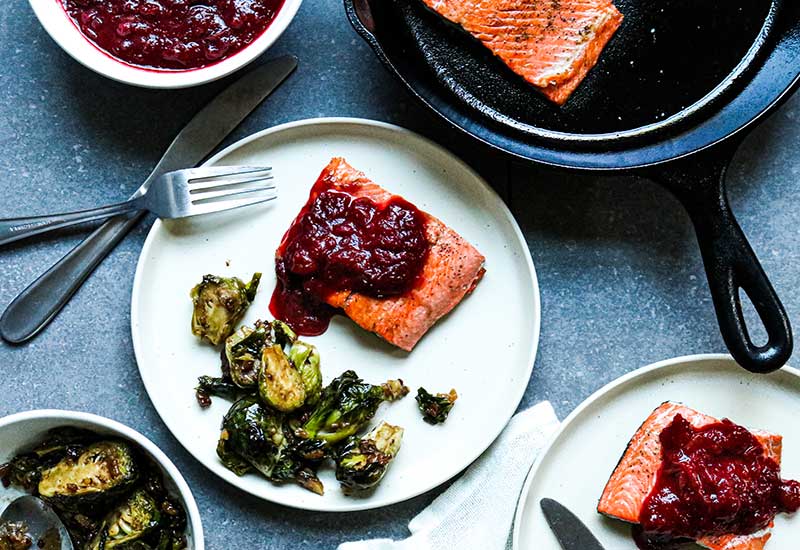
[420,0,624,105]
[285,158,486,351]
[598,402,782,550]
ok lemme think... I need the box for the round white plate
[514,354,800,550]
[132,118,540,511]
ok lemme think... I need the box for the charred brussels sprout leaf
[224,322,272,388]
[258,344,306,412]
[217,396,285,478]
[416,388,458,424]
[298,371,408,445]
[195,376,253,408]
[38,441,138,512]
[216,434,252,477]
[86,490,160,550]
[288,341,322,407]
[272,320,297,347]
[335,422,404,492]
[190,273,261,346]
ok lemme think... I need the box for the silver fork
[0,166,276,246]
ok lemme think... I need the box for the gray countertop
[1,1,799,548]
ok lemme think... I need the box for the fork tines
[187,166,276,214]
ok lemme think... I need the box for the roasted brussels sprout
[223,322,271,387]
[258,345,307,412]
[288,341,322,406]
[38,441,138,511]
[298,371,409,445]
[416,388,458,424]
[190,273,261,346]
[335,422,404,492]
[217,396,285,478]
[87,490,160,550]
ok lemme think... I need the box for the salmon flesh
[420,0,624,105]
[282,158,486,351]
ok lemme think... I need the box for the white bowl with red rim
[28,0,303,88]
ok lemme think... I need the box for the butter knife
[541,498,606,550]
[0,55,297,344]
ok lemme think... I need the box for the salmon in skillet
[273,158,486,351]
[420,0,624,105]
[598,402,783,550]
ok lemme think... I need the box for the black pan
[345,0,800,373]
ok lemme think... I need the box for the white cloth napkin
[339,401,560,550]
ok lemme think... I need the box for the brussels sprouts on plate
[416,388,458,425]
[190,273,261,346]
[0,428,188,550]
[195,319,409,496]
[335,422,404,493]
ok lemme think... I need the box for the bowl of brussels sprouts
[0,410,204,550]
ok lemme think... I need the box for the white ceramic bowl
[0,410,204,550]
[27,0,303,88]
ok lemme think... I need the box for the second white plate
[514,354,800,549]
[131,118,540,511]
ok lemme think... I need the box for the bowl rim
[26,0,303,89]
[0,409,205,550]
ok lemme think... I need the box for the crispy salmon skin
[598,402,781,550]
[420,0,623,105]
[281,158,486,351]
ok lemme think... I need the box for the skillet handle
[647,142,792,374]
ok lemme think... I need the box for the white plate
[514,354,800,550]
[131,118,540,511]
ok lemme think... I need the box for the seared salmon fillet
[598,402,782,550]
[282,158,486,351]
[420,0,624,105]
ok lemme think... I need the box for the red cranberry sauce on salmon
[598,402,800,550]
[420,0,624,105]
[270,158,486,351]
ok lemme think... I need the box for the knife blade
[541,498,606,550]
[0,55,297,344]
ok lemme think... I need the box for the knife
[0,55,297,344]
[541,498,606,550]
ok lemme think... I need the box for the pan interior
[378,0,776,141]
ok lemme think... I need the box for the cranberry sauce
[270,170,429,336]
[61,0,284,70]
[635,414,800,548]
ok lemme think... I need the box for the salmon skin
[281,158,486,351]
[419,0,624,105]
[598,402,781,550]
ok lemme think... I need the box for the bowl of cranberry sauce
[28,0,302,88]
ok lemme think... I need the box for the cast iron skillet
[345,0,800,374]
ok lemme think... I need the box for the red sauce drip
[269,175,429,336]
[60,0,284,70]
[634,414,800,549]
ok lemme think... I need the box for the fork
[0,166,276,246]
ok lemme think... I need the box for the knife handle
[0,201,139,247]
[0,211,145,344]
